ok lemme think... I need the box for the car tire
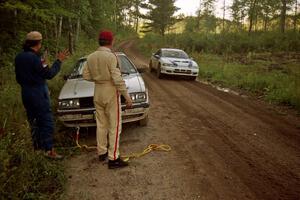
[189,76,197,81]
[157,64,163,79]
[149,61,154,72]
[139,115,149,126]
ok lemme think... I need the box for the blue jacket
[15,47,62,115]
[15,47,61,86]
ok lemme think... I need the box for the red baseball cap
[98,30,113,42]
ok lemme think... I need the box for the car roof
[79,52,126,60]
[161,48,184,52]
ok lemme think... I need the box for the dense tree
[0,0,138,58]
[129,0,146,33]
[141,0,179,36]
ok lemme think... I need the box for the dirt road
[64,41,300,200]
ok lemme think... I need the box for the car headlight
[58,99,80,109]
[162,63,172,67]
[130,92,147,103]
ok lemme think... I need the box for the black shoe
[108,157,129,169]
[98,152,108,161]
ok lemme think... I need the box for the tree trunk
[294,0,298,32]
[68,18,74,54]
[75,18,80,45]
[13,9,18,39]
[264,14,268,32]
[280,0,287,33]
[135,17,139,33]
[222,0,226,31]
[254,11,258,31]
[114,0,117,31]
[43,21,48,41]
[248,0,257,34]
[54,16,58,40]
[197,0,202,30]
[135,3,139,33]
[58,16,63,39]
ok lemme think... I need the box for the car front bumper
[161,66,198,76]
[57,103,150,127]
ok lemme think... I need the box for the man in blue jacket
[15,31,69,159]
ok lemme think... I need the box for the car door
[152,49,161,70]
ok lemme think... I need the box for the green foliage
[141,0,179,35]
[0,56,66,200]
[140,31,300,54]
[0,132,65,199]
[194,53,300,109]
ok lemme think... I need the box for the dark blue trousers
[21,84,54,151]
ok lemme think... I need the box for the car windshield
[68,55,137,79]
[69,59,86,79]
[162,50,189,59]
[119,55,137,74]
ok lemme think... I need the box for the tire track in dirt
[142,73,257,200]
[145,74,300,200]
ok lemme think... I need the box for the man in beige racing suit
[82,30,132,169]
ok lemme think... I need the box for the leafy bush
[139,31,300,55]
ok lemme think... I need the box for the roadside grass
[193,53,300,109]
[137,35,300,111]
[0,54,66,199]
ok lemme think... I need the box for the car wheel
[149,60,154,72]
[157,64,163,79]
[189,76,197,81]
[139,115,149,126]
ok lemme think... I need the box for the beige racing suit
[82,46,130,160]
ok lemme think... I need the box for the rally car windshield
[162,50,189,59]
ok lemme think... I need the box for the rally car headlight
[58,99,80,109]
[162,63,172,67]
[130,92,147,103]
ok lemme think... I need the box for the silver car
[57,52,150,127]
[149,48,199,80]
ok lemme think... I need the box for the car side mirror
[137,67,148,73]
[154,54,160,59]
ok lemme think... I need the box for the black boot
[98,152,108,161]
[108,157,128,169]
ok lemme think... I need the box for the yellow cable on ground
[122,144,171,161]
[75,127,171,160]
[75,127,97,150]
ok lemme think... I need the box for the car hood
[160,57,197,67]
[58,74,145,100]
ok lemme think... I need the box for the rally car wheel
[149,60,154,72]
[157,64,163,79]
[189,76,197,81]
